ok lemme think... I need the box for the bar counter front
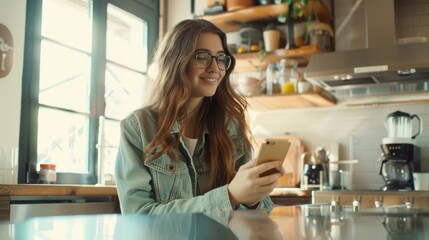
[2,203,429,239]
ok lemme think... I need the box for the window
[19,0,159,184]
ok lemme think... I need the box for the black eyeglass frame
[194,51,232,71]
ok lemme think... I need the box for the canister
[39,163,57,184]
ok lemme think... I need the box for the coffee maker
[379,111,422,191]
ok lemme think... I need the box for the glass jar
[266,63,277,95]
[39,164,57,184]
[277,59,298,94]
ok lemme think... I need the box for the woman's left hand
[227,159,284,207]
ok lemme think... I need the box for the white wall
[249,103,429,190]
[0,0,26,183]
[165,0,205,30]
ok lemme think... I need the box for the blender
[379,111,422,191]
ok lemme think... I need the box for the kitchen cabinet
[201,1,336,109]
[0,184,119,223]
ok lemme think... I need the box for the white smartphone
[255,139,291,177]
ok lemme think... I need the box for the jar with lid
[38,164,57,184]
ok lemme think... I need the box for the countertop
[2,204,429,239]
[0,184,117,196]
[0,184,310,197]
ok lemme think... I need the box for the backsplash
[248,102,429,190]
[395,0,429,41]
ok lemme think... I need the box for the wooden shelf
[245,91,336,111]
[201,1,332,33]
[233,45,321,72]
[201,0,336,110]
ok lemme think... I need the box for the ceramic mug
[413,172,429,190]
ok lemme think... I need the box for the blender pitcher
[386,111,422,139]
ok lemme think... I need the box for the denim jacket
[115,107,274,219]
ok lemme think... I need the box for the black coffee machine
[379,143,419,191]
[379,111,422,191]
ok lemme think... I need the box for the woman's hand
[227,159,284,208]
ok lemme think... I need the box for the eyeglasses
[194,51,232,71]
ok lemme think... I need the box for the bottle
[38,164,57,184]
[266,63,276,95]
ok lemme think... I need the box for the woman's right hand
[227,159,283,207]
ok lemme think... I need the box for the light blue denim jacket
[115,107,274,218]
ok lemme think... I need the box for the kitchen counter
[313,190,429,209]
[0,184,312,223]
[2,204,429,239]
[0,184,119,223]
[270,187,312,197]
[270,187,313,206]
[1,184,308,197]
[0,184,117,196]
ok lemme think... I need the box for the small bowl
[234,76,266,96]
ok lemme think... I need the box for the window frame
[18,0,159,184]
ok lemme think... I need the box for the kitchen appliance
[304,0,429,101]
[378,111,422,191]
[386,111,422,139]
[301,151,325,189]
[379,143,415,191]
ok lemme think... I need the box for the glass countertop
[4,204,429,239]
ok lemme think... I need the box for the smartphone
[255,139,291,177]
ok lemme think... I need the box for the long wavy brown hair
[145,19,252,189]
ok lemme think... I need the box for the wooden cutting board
[253,135,305,187]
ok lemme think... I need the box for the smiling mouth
[201,77,218,84]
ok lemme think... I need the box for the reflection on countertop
[2,204,429,239]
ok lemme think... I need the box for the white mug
[298,81,312,94]
[413,172,429,190]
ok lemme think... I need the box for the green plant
[277,0,308,23]
[276,0,309,49]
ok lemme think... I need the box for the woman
[115,19,283,215]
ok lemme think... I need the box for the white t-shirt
[182,135,198,157]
